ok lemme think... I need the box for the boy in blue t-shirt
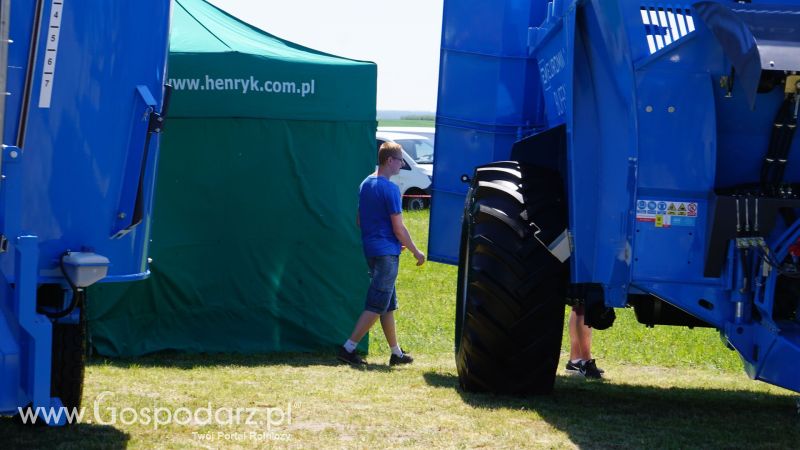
[338,142,426,366]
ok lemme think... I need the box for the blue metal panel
[0,0,171,417]
[430,0,552,263]
[635,72,717,193]
[746,322,800,392]
[9,0,171,279]
[438,51,542,126]
[631,71,716,285]
[429,123,523,262]
[566,1,640,305]
[441,0,546,57]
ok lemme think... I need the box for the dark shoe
[565,360,583,375]
[579,359,603,379]
[337,347,366,366]
[389,350,414,366]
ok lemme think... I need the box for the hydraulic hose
[40,254,85,319]
[761,95,798,195]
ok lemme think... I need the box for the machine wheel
[51,315,86,410]
[455,162,568,395]
[45,287,87,411]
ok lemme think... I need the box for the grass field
[378,119,435,128]
[2,210,799,448]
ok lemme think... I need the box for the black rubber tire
[16,289,86,425]
[49,292,87,411]
[403,189,429,211]
[455,161,568,395]
[406,197,427,211]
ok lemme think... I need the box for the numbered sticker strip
[38,0,63,108]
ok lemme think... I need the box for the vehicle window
[401,157,411,170]
[395,138,434,164]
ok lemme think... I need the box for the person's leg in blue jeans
[340,256,412,365]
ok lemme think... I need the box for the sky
[206,0,444,112]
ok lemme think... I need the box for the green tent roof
[168,0,377,121]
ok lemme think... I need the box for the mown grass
[2,209,798,448]
[378,119,435,128]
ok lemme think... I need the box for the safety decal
[636,199,698,228]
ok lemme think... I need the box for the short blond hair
[378,142,403,166]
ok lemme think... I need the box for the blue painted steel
[432,0,800,393]
[0,1,171,419]
[430,0,548,263]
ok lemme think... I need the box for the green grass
[378,119,435,128]
[2,210,799,448]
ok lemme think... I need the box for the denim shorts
[364,255,399,314]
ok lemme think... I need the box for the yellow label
[655,215,664,227]
[786,75,800,94]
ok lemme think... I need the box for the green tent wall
[88,0,376,356]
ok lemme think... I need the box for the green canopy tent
[88,0,376,357]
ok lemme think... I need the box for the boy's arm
[391,213,425,266]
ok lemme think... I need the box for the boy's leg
[342,256,397,352]
[382,309,413,365]
[568,309,584,361]
[573,309,593,361]
[349,311,380,343]
[380,282,400,348]
[568,309,592,361]
[380,278,411,364]
[380,310,398,348]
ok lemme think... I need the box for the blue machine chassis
[431,0,800,393]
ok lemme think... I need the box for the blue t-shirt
[359,175,402,257]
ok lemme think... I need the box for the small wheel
[40,285,86,411]
[51,311,87,411]
[407,197,426,211]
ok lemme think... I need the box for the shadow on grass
[0,417,128,449]
[88,350,393,372]
[423,371,800,448]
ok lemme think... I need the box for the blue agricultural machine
[431,0,800,394]
[0,1,171,424]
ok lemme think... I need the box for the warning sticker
[636,199,699,228]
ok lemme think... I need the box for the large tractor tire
[455,162,568,395]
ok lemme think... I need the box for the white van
[378,126,435,143]
[376,131,433,210]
